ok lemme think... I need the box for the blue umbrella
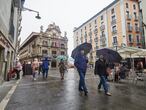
[96,48,122,63]
[71,43,92,59]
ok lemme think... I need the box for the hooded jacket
[42,58,50,70]
[74,53,88,73]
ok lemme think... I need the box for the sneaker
[33,78,36,81]
[84,91,88,96]
[105,92,112,96]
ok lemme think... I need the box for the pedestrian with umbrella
[72,43,92,96]
[94,55,111,96]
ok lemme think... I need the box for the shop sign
[0,34,10,48]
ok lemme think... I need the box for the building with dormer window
[19,23,68,68]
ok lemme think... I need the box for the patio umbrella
[56,55,68,61]
[71,43,92,59]
[96,48,122,63]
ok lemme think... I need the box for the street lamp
[22,7,41,19]
[112,42,118,51]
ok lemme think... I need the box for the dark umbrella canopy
[96,48,122,63]
[71,43,92,59]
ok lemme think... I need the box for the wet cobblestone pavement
[4,69,146,110]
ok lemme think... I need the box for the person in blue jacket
[42,57,50,79]
[74,49,88,96]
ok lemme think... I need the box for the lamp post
[22,7,41,19]
[112,42,118,52]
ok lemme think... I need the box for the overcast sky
[20,0,114,56]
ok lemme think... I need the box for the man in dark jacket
[94,55,111,96]
[74,49,88,96]
[42,57,50,79]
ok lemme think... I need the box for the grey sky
[20,0,114,56]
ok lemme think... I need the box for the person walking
[42,57,50,79]
[58,59,66,80]
[15,59,22,80]
[32,58,39,80]
[74,49,88,96]
[94,55,111,96]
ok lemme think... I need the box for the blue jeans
[78,70,87,92]
[32,71,36,78]
[43,69,49,78]
[98,75,109,93]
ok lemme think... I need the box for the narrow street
[1,69,146,110]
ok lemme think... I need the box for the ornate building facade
[19,23,68,68]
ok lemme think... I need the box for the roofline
[20,32,39,49]
[73,0,120,32]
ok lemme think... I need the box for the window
[43,41,48,46]
[128,34,133,42]
[89,23,92,27]
[85,39,87,42]
[61,51,65,55]
[61,44,65,48]
[52,51,57,54]
[136,35,140,43]
[126,3,129,8]
[42,50,48,54]
[127,23,131,27]
[133,4,136,10]
[101,15,103,20]
[112,15,116,21]
[135,23,138,27]
[111,8,115,14]
[102,31,105,35]
[85,26,86,30]
[113,37,117,44]
[81,29,82,32]
[126,11,129,16]
[112,26,117,32]
[134,12,137,18]
[101,21,104,25]
[95,20,97,24]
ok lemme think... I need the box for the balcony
[111,19,116,25]
[94,37,98,42]
[89,39,92,43]
[127,15,132,20]
[100,34,106,38]
[112,30,117,35]
[100,41,106,46]
[128,40,134,44]
[88,31,92,36]
[94,28,98,34]
[135,27,140,33]
[100,25,105,31]
[134,16,139,21]
[84,34,87,38]
[94,46,99,50]
[128,26,133,32]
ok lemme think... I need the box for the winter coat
[94,59,107,76]
[58,62,66,73]
[42,58,50,70]
[74,53,88,73]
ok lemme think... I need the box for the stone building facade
[0,0,24,82]
[19,23,68,68]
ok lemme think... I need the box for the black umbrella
[71,43,92,59]
[96,48,122,63]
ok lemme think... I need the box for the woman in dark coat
[58,59,66,80]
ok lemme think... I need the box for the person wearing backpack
[42,57,50,79]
